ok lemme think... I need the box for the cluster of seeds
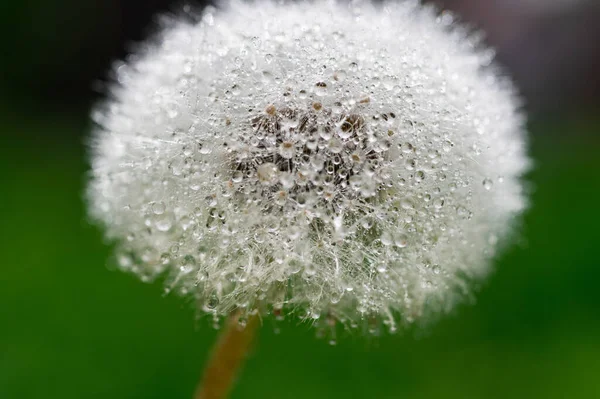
[88,0,529,333]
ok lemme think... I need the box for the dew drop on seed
[180,255,196,274]
[257,162,279,185]
[152,201,166,215]
[232,170,244,183]
[483,178,493,190]
[380,231,393,246]
[315,82,328,96]
[155,217,173,232]
[279,141,295,159]
[394,234,408,248]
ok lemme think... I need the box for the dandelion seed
[88,0,529,331]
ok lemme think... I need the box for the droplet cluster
[88,0,529,331]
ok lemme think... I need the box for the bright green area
[1,115,599,398]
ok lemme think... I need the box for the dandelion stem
[194,310,260,399]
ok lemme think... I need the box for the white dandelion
[88,0,529,332]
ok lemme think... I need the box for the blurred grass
[1,114,599,399]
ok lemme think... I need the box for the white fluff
[88,0,529,330]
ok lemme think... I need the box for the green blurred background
[1,1,599,398]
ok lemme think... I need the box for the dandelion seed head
[88,0,529,330]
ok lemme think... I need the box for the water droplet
[152,201,166,215]
[376,263,388,273]
[415,170,425,182]
[279,141,295,159]
[257,162,279,185]
[179,255,195,274]
[380,231,393,246]
[275,190,288,205]
[483,178,493,190]
[155,216,172,232]
[205,295,219,311]
[456,206,471,219]
[278,172,295,189]
[334,70,347,82]
[315,82,328,96]
[443,140,453,152]
[117,253,133,268]
[394,234,408,248]
[232,170,244,183]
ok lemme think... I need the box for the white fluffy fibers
[88,0,530,331]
